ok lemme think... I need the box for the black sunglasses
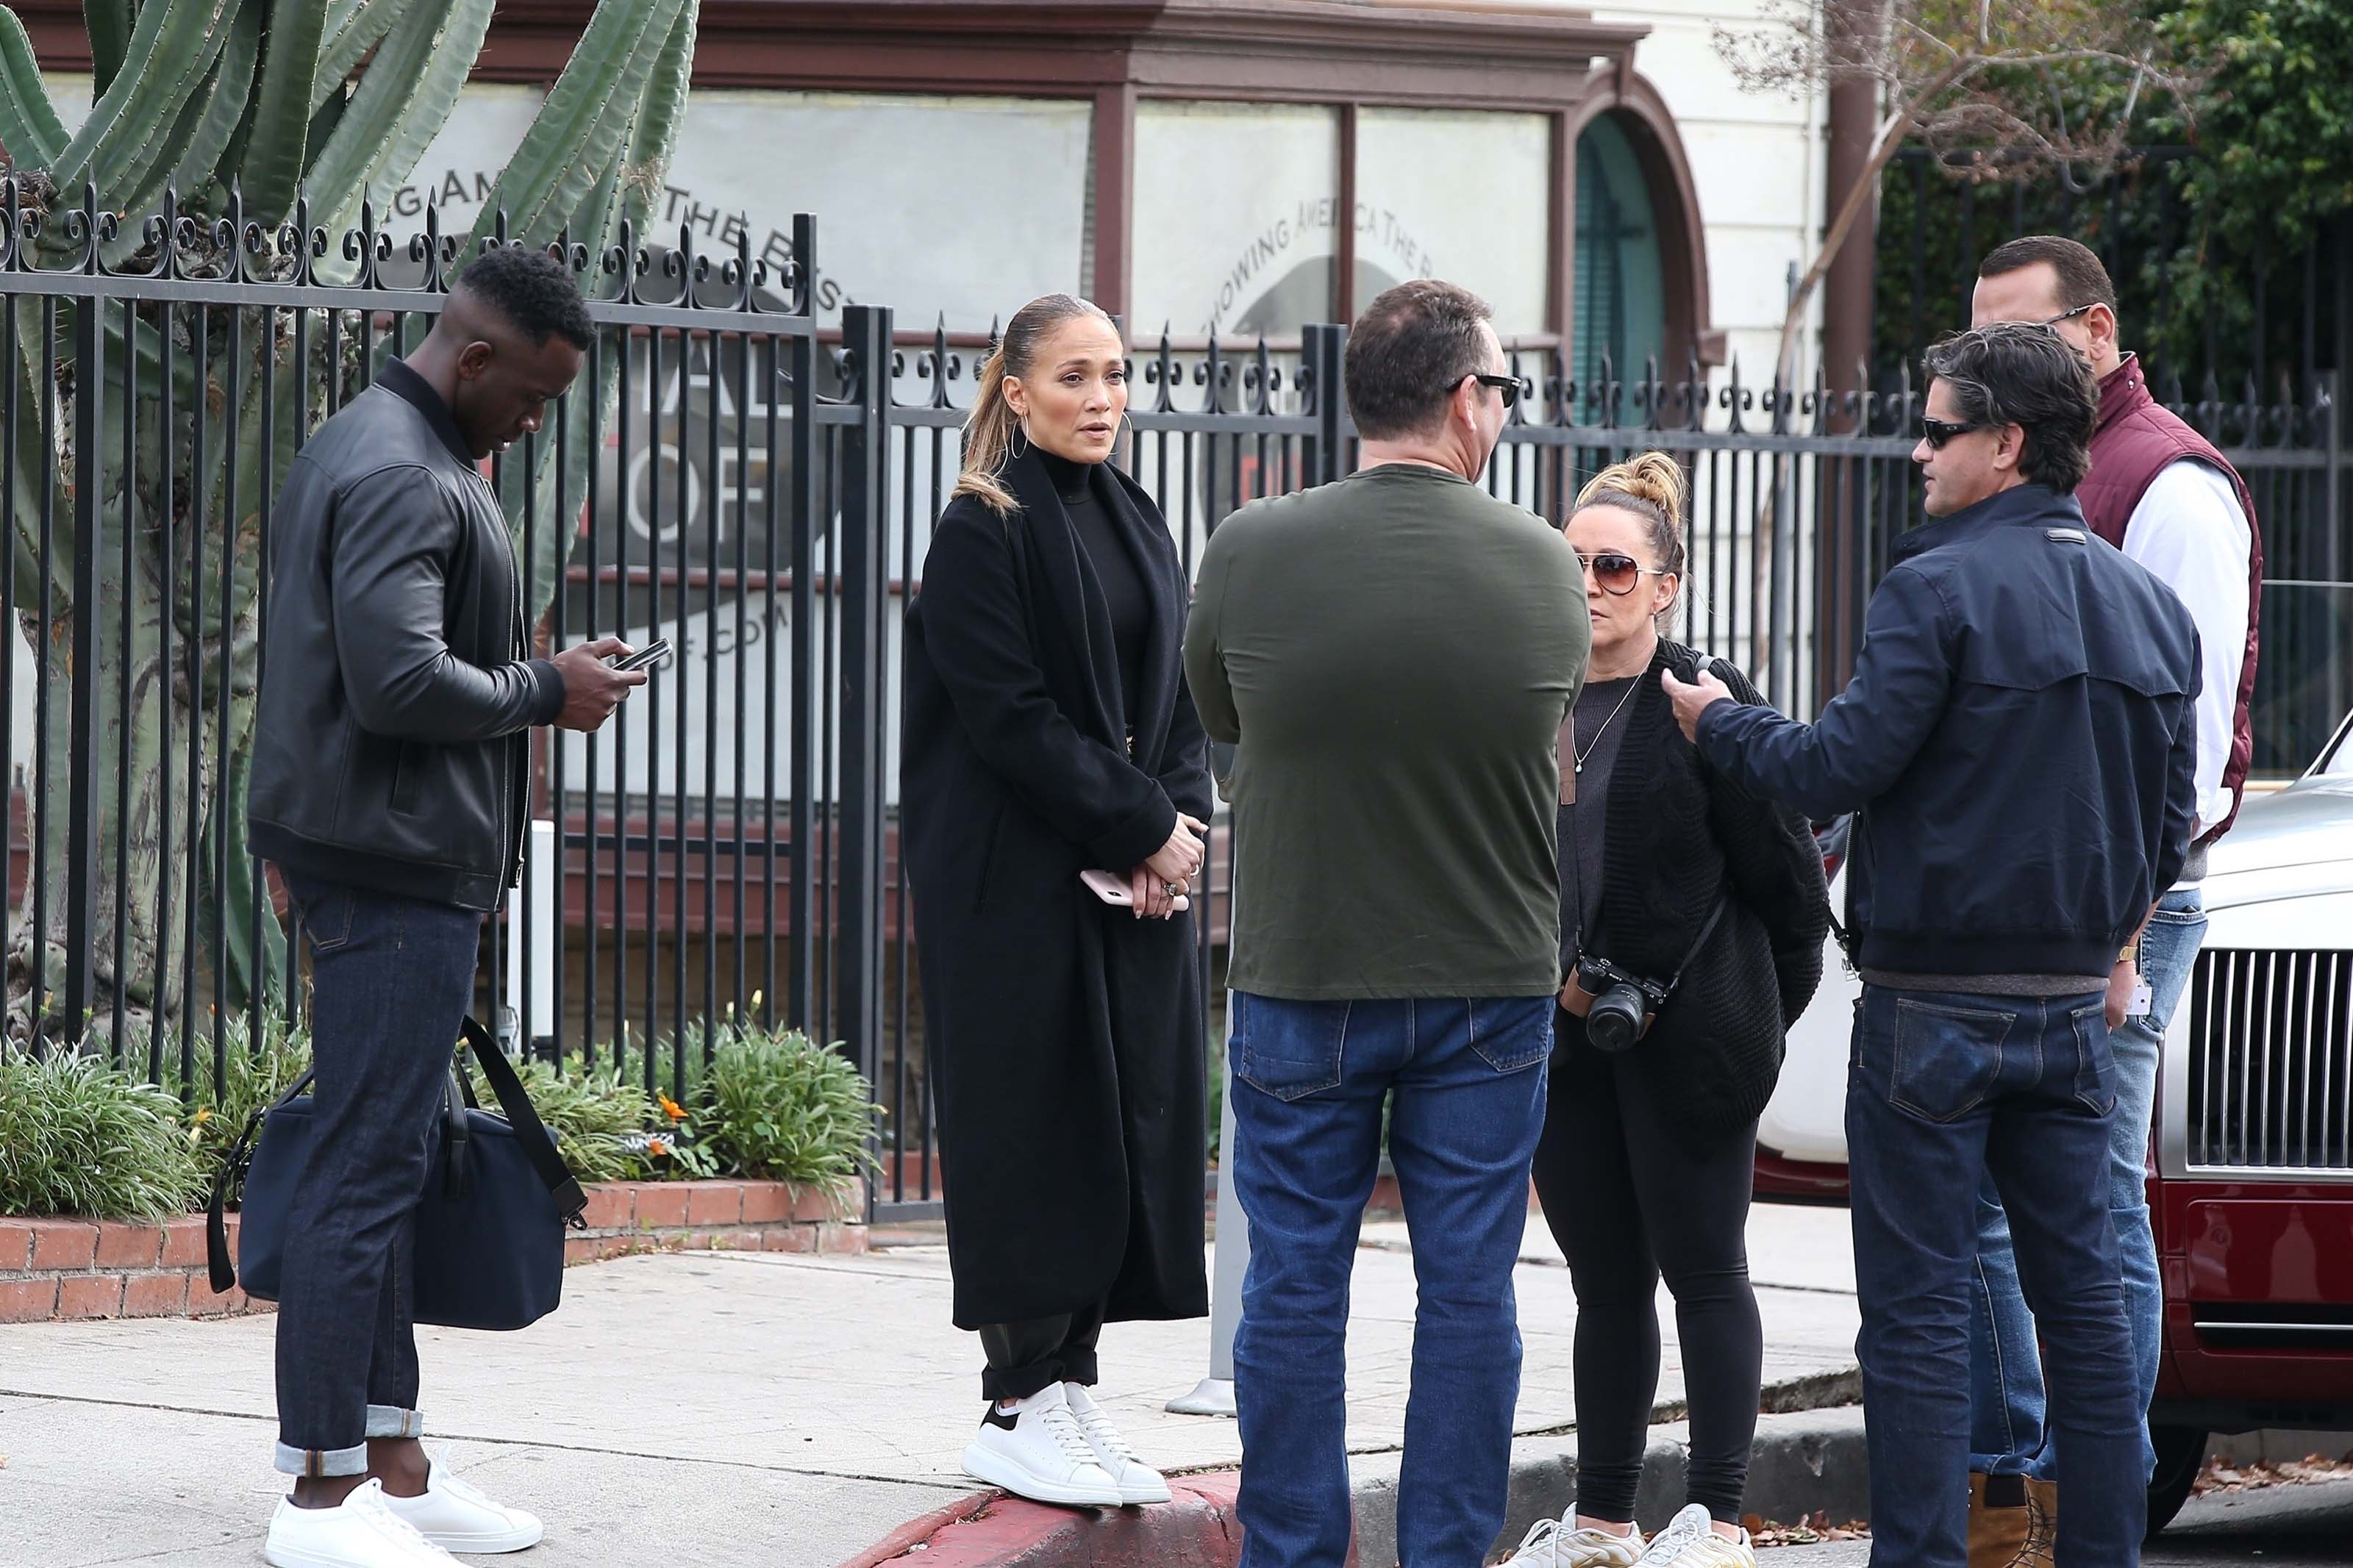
[1454,372,1522,407]
[1919,414,1985,449]
[1574,549,1671,596]
[2039,302,2096,328]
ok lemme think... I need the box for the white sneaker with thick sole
[1635,1505,1753,1568]
[380,1463,546,1553]
[1061,1383,1173,1505]
[1499,1516,1647,1567]
[263,1480,460,1568]
[960,1383,1124,1507]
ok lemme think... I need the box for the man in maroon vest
[1960,235,2262,1564]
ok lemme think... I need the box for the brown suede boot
[2021,1478,2057,1568]
[1968,1473,2033,1568]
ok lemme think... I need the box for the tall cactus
[0,0,701,1051]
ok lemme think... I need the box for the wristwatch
[2119,942,2140,967]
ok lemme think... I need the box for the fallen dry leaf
[1753,1510,1871,1549]
[2191,1450,2353,1495]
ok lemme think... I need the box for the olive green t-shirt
[1182,464,1589,999]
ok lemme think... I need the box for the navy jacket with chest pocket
[1696,482,2201,981]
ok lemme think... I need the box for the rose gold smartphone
[1079,869,1135,906]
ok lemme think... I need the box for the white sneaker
[1062,1382,1174,1505]
[381,1462,546,1553]
[1636,1505,1754,1568]
[1498,1517,1646,1567]
[960,1382,1125,1507]
[264,1480,459,1568]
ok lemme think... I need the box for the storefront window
[1357,108,1550,339]
[382,86,1094,335]
[1130,100,1340,344]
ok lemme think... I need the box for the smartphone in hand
[1080,868,1188,914]
[607,638,671,673]
[1079,869,1135,906]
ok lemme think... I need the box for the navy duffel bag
[207,1016,588,1331]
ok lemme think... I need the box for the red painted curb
[842,1472,1252,1568]
[830,1489,996,1568]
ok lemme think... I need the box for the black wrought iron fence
[2,196,2345,1226]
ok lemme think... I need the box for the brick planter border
[0,1178,865,1325]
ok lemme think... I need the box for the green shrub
[500,1059,660,1184]
[166,1014,315,1174]
[0,1048,204,1221]
[697,1021,882,1193]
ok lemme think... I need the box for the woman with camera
[1504,455,1829,1568]
[901,294,1213,1511]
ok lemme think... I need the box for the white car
[1755,705,2353,1198]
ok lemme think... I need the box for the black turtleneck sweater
[1043,448,1149,720]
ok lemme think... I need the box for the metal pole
[837,303,892,1211]
[1170,873,1246,1418]
[63,295,104,1039]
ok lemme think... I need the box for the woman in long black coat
[900,293,1213,1511]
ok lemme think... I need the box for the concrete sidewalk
[0,1203,1860,1567]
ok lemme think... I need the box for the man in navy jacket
[1663,322,2199,1567]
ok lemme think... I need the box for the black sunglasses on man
[1452,372,1521,407]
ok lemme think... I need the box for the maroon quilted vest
[2074,354,2263,841]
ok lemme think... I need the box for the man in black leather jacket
[247,246,641,1568]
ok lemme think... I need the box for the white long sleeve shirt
[2118,458,2254,838]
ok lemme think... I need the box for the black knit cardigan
[1569,641,1832,1132]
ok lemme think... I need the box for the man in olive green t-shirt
[1184,280,1587,1568]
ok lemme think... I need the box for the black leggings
[1530,1014,1764,1525]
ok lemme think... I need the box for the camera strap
[1666,892,1732,991]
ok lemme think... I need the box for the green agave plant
[0,0,701,1048]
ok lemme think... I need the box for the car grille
[2186,949,2353,1171]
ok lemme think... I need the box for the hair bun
[1574,451,1685,534]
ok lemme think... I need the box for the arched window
[1574,113,1667,424]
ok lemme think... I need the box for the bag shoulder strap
[458,1017,589,1228]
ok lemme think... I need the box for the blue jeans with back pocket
[1227,992,1553,1568]
[274,876,482,1478]
[1966,886,2207,1484]
[1848,984,2145,1567]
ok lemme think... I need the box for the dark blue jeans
[274,876,482,1478]
[1848,985,2144,1567]
[1227,992,1553,1568]
[1969,887,2208,1483]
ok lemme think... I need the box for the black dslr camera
[1558,896,1731,1053]
[1561,953,1674,1054]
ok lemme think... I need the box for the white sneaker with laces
[1061,1382,1173,1505]
[1498,1515,1647,1567]
[960,1382,1125,1508]
[380,1462,546,1553]
[1635,1505,1754,1568]
[264,1479,460,1568]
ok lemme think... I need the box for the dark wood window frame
[14,0,1717,361]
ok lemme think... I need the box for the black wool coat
[900,445,1214,1331]
[1570,642,1832,1132]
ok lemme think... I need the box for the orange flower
[657,1092,688,1123]
[647,1137,670,1157]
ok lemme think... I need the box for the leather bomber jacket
[248,359,565,912]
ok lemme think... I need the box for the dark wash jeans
[274,875,482,1478]
[1227,992,1553,1568]
[1847,984,2145,1567]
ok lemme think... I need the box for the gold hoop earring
[1009,421,1030,459]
